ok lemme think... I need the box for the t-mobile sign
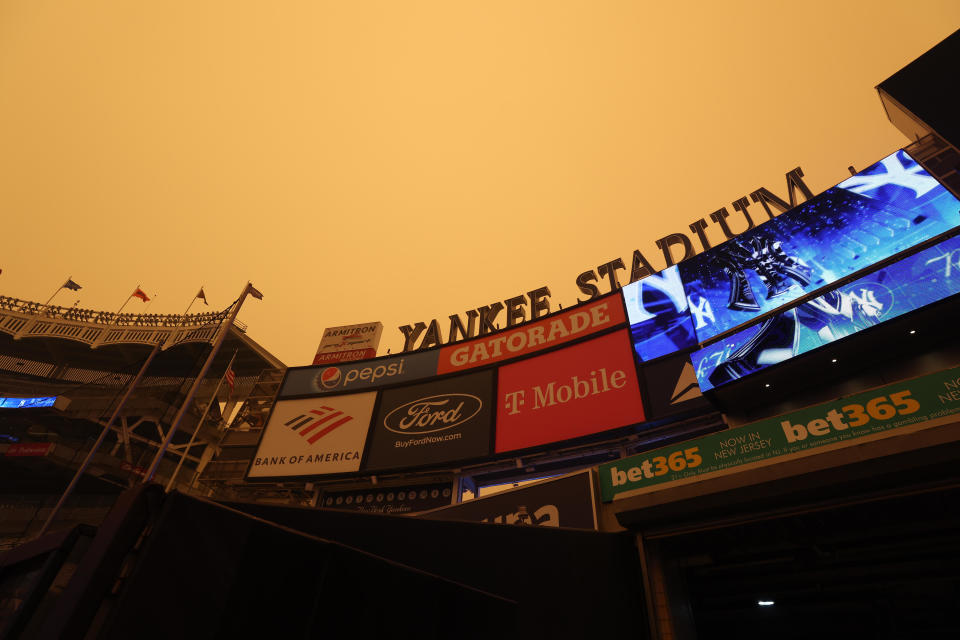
[495,330,645,453]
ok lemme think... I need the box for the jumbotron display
[680,149,960,343]
[0,396,57,409]
[247,145,960,481]
[622,149,960,363]
[692,232,960,390]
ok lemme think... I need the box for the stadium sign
[280,350,440,398]
[495,330,645,454]
[398,168,814,351]
[599,364,960,502]
[364,370,494,472]
[313,321,383,365]
[248,392,377,478]
[419,470,598,530]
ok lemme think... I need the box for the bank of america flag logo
[285,406,354,444]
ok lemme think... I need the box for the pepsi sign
[279,350,441,398]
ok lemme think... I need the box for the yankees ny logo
[285,406,354,444]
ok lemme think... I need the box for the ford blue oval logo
[383,394,482,435]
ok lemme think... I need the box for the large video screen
[680,149,960,344]
[692,233,960,391]
[622,266,699,361]
[0,396,56,409]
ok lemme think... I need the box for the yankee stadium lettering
[383,394,483,434]
[399,168,813,351]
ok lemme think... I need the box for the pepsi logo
[318,367,342,389]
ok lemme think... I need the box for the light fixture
[764,383,771,388]
[831,358,837,363]
[909,330,916,334]
[757,600,775,607]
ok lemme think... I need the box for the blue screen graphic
[679,150,960,344]
[622,266,699,361]
[0,396,56,409]
[692,233,960,391]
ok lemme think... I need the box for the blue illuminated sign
[679,150,960,344]
[692,233,960,390]
[622,266,698,361]
[0,396,57,409]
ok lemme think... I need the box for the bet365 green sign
[599,365,960,502]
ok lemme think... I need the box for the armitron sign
[313,322,383,365]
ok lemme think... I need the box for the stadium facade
[2,28,960,640]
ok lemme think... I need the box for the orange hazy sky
[1,2,957,365]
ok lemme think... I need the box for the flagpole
[44,278,68,306]
[37,342,162,537]
[142,282,261,483]
[115,285,138,316]
[182,287,202,318]
[143,294,157,313]
[165,350,238,492]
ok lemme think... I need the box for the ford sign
[383,394,483,435]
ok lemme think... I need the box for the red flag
[196,288,209,305]
[246,283,263,300]
[132,288,150,302]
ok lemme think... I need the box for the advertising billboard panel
[693,233,960,390]
[0,396,57,409]
[622,266,699,361]
[495,330,645,453]
[312,321,383,365]
[247,392,376,478]
[680,149,960,344]
[320,482,454,514]
[279,350,440,398]
[600,363,960,502]
[4,443,55,457]
[418,471,598,529]
[437,297,626,375]
[364,370,495,471]
[641,352,713,419]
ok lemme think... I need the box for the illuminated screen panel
[692,233,960,391]
[0,396,56,409]
[622,266,699,361]
[680,149,960,344]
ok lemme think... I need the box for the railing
[0,295,230,327]
[0,294,236,349]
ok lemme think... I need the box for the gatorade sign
[437,298,626,375]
